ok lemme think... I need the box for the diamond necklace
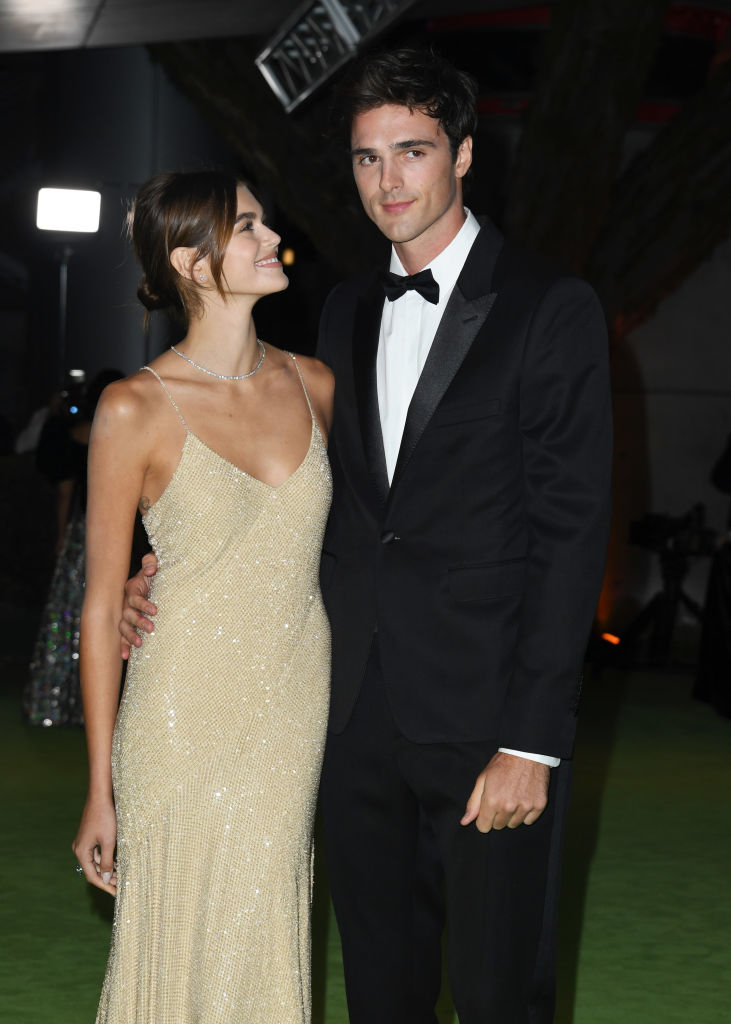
[170,339,266,380]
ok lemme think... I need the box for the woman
[72,170,333,1024]
[26,369,123,727]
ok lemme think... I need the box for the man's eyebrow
[350,139,437,157]
[392,139,437,151]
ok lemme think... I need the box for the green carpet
[1,658,729,1023]
[555,667,731,1024]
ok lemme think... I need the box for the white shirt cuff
[498,747,561,768]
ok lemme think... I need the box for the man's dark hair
[335,47,478,159]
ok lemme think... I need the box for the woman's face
[217,185,288,299]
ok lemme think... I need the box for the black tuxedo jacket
[316,218,612,759]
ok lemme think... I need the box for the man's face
[350,104,472,265]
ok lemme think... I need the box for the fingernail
[102,872,111,884]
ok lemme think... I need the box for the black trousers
[319,640,572,1024]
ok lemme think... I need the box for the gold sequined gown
[97,357,331,1024]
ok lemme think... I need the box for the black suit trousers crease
[319,639,573,1024]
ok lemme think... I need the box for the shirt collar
[389,208,481,296]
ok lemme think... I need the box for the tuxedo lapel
[389,221,502,495]
[352,278,390,506]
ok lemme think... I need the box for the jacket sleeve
[497,276,613,758]
[316,282,349,370]
[315,295,332,367]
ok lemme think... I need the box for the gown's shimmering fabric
[97,357,332,1024]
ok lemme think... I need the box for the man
[122,48,612,1024]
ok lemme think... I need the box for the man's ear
[454,135,473,180]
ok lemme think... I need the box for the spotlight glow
[36,188,101,233]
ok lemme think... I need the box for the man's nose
[379,158,402,193]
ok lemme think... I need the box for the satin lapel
[389,285,497,495]
[352,280,390,506]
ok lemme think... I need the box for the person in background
[694,434,731,717]
[25,368,123,727]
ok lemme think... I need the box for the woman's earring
[199,273,207,282]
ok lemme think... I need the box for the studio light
[36,187,102,382]
[36,187,101,233]
[256,0,417,112]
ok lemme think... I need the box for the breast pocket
[433,399,500,427]
[447,557,526,604]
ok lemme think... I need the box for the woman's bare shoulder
[291,353,334,430]
[92,370,167,433]
[263,345,333,394]
[292,353,334,393]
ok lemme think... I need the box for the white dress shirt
[377,210,481,482]
[376,209,560,770]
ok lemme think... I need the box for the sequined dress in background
[25,434,87,727]
[96,357,332,1024]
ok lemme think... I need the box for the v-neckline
[143,418,318,518]
[188,417,317,490]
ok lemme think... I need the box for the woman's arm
[71,382,151,894]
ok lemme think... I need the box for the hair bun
[137,277,170,312]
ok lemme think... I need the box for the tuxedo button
[381,530,400,544]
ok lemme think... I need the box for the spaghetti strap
[288,353,316,421]
[141,365,189,430]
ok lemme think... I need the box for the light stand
[36,187,101,385]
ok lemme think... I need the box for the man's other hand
[119,552,159,659]
[460,751,550,833]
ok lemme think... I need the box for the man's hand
[460,751,550,833]
[119,552,159,659]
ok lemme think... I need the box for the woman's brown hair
[128,170,242,322]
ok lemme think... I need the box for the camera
[629,503,716,558]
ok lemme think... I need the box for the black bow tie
[379,268,440,305]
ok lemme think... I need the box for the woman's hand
[72,794,118,896]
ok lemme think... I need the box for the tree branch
[587,57,731,337]
[504,0,671,271]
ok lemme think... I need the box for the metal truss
[256,0,417,113]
